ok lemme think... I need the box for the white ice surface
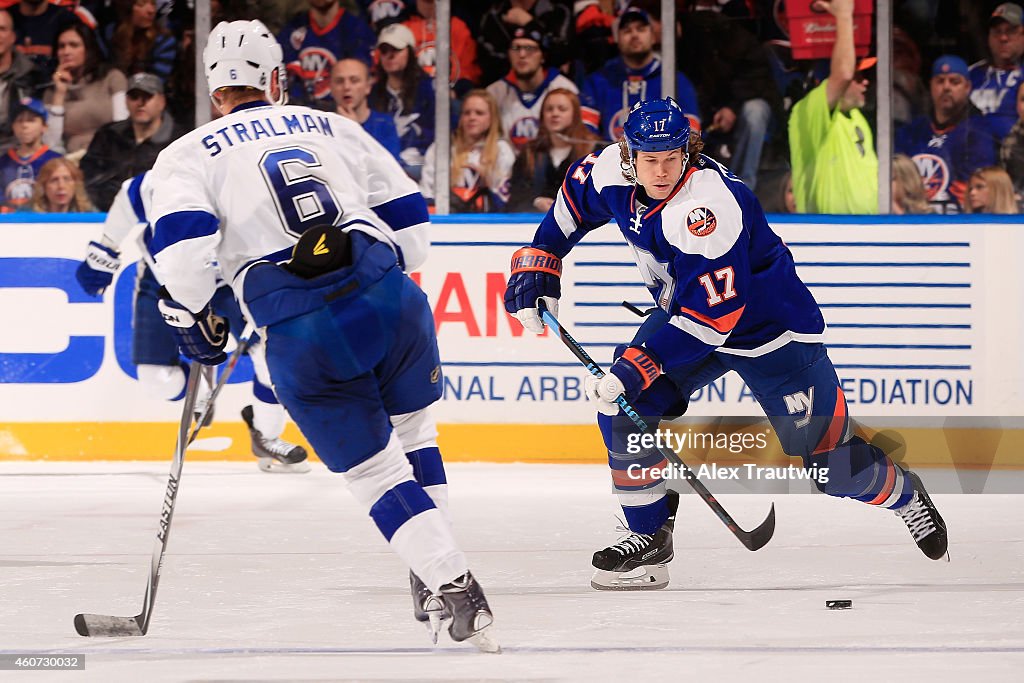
[0,462,1022,682]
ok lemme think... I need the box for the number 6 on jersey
[260,147,342,236]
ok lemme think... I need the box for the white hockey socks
[344,432,468,592]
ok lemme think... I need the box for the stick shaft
[539,305,775,550]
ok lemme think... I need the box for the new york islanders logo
[510,116,540,149]
[299,47,338,100]
[912,154,950,200]
[687,207,717,237]
[416,42,463,82]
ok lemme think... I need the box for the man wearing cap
[278,0,376,107]
[969,2,1024,141]
[486,22,577,152]
[897,55,998,214]
[479,0,572,86]
[0,96,60,210]
[79,72,184,211]
[788,0,877,214]
[580,6,700,143]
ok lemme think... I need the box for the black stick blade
[740,503,776,551]
[74,613,144,637]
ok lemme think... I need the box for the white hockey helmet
[203,20,286,105]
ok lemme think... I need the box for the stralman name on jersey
[200,112,336,157]
[528,145,825,372]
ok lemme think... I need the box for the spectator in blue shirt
[330,57,402,164]
[0,96,61,211]
[580,7,700,143]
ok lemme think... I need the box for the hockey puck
[826,600,853,610]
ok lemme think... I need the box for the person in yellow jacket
[788,0,878,214]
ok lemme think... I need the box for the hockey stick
[74,329,255,637]
[539,303,776,551]
[74,360,202,637]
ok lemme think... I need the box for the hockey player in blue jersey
[145,20,496,651]
[505,97,949,590]
[74,172,310,473]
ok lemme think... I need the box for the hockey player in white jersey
[74,172,310,473]
[505,97,948,590]
[145,20,497,651]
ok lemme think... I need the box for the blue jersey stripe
[150,211,219,255]
[372,193,429,231]
[126,175,147,224]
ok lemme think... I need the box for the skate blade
[258,458,311,474]
[423,608,450,645]
[466,624,501,654]
[591,565,670,591]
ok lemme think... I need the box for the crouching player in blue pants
[505,97,948,590]
[74,173,309,472]
[145,20,497,651]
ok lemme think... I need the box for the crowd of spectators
[0,0,1022,216]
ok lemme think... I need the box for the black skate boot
[410,571,450,644]
[894,470,949,561]
[591,521,674,591]
[439,571,499,653]
[241,405,311,473]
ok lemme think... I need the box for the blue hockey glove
[504,245,562,333]
[584,346,662,416]
[157,298,229,365]
[75,241,121,296]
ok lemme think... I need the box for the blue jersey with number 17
[533,144,826,372]
[147,100,429,314]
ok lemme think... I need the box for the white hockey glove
[585,373,627,416]
[75,240,121,296]
[584,346,663,416]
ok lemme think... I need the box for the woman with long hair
[107,0,177,81]
[891,154,932,215]
[508,88,599,212]
[965,166,1019,214]
[31,158,93,212]
[421,89,515,212]
[369,24,436,180]
[43,21,128,155]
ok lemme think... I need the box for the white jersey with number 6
[147,102,429,313]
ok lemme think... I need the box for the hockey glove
[75,240,121,296]
[504,245,562,333]
[584,346,662,416]
[157,298,229,365]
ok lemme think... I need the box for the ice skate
[439,571,499,653]
[894,470,949,561]
[410,571,450,644]
[591,521,674,591]
[241,405,311,473]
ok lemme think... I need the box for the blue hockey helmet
[623,97,690,153]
